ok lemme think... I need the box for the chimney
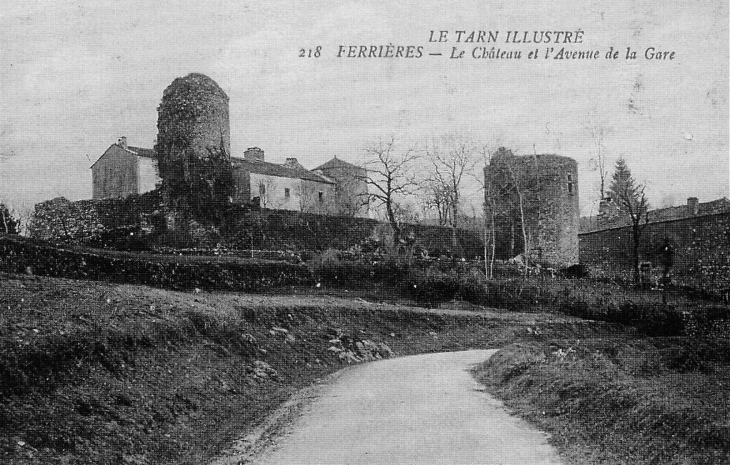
[118,136,128,149]
[284,158,300,169]
[687,197,699,216]
[244,147,264,162]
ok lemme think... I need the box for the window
[318,191,324,202]
[259,183,266,195]
[284,188,290,198]
[567,174,574,194]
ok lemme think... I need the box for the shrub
[308,249,373,286]
[457,268,490,305]
[406,266,459,307]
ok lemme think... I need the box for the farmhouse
[91,138,367,218]
[91,73,369,219]
[91,137,161,200]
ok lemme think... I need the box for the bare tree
[425,134,478,254]
[474,143,498,278]
[421,178,451,226]
[256,177,275,209]
[608,157,650,284]
[361,137,420,248]
[586,117,611,200]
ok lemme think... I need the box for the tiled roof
[126,146,156,159]
[581,197,730,232]
[314,157,362,171]
[231,158,334,184]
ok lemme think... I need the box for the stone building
[313,157,369,218]
[231,147,337,214]
[90,73,367,217]
[91,137,161,199]
[91,140,362,216]
[484,147,579,267]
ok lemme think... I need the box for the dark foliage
[0,203,19,234]
[0,235,311,292]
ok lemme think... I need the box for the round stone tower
[156,73,230,170]
[484,148,579,267]
[155,73,232,226]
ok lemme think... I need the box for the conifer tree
[608,157,650,284]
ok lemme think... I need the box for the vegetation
[155,73,233,227]
[0,271,580,464]
[0,203,20,235]
[474,336,730,464]
[607,157,650,283]
[360,137,420,248]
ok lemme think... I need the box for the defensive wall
[26,196,484,258]
[579,211,730,293]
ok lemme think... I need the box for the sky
[0,0,727,217]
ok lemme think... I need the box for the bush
[406,266,460,307]
[308,249,374,286]
[457,268,490,305]
[0,235,312,291]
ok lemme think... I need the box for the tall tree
[425,134,477,254]
[586,118,610,200]
[607,157,650,283]
[361,137,419,248]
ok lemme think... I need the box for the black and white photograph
[0,1,728,463]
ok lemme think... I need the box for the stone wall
[27,193,162,244]
[578,212,730,293]
[226,208,484,258]
[484,149,579,267]
[27,195,483,258]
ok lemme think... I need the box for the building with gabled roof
[91,137,161,199]
[231,147,338,214]
[91,139,366,217]
[313,156,369,218]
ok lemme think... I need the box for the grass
[0,271,594,464]
[473,336,730,464]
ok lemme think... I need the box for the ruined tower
[155,73,232,224]
[155,73,230,172]
[484,148,579,267]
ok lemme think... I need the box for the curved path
[249,350,562,464]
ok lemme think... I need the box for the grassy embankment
[3,235,729,464]
[0,271,599,464]
[473,290,730,464]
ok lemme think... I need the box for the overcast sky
[0,0,727,216]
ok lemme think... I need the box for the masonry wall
[579,212,730,293]
[28,196,484,258]
[137,157,161,194]
[485,151,579,267]
[317,164,369,218]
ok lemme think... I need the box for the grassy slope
[0,272,597,465]
[473,337,730,464]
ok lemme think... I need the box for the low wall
[0,235,311,291]
[27,195,484,258]
[226,208,484,258]
[579,212,730,293]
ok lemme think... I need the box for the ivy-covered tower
[155,73,232,224]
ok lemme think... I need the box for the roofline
[90,143,155,169]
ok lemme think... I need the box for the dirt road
[248,350,563,464]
